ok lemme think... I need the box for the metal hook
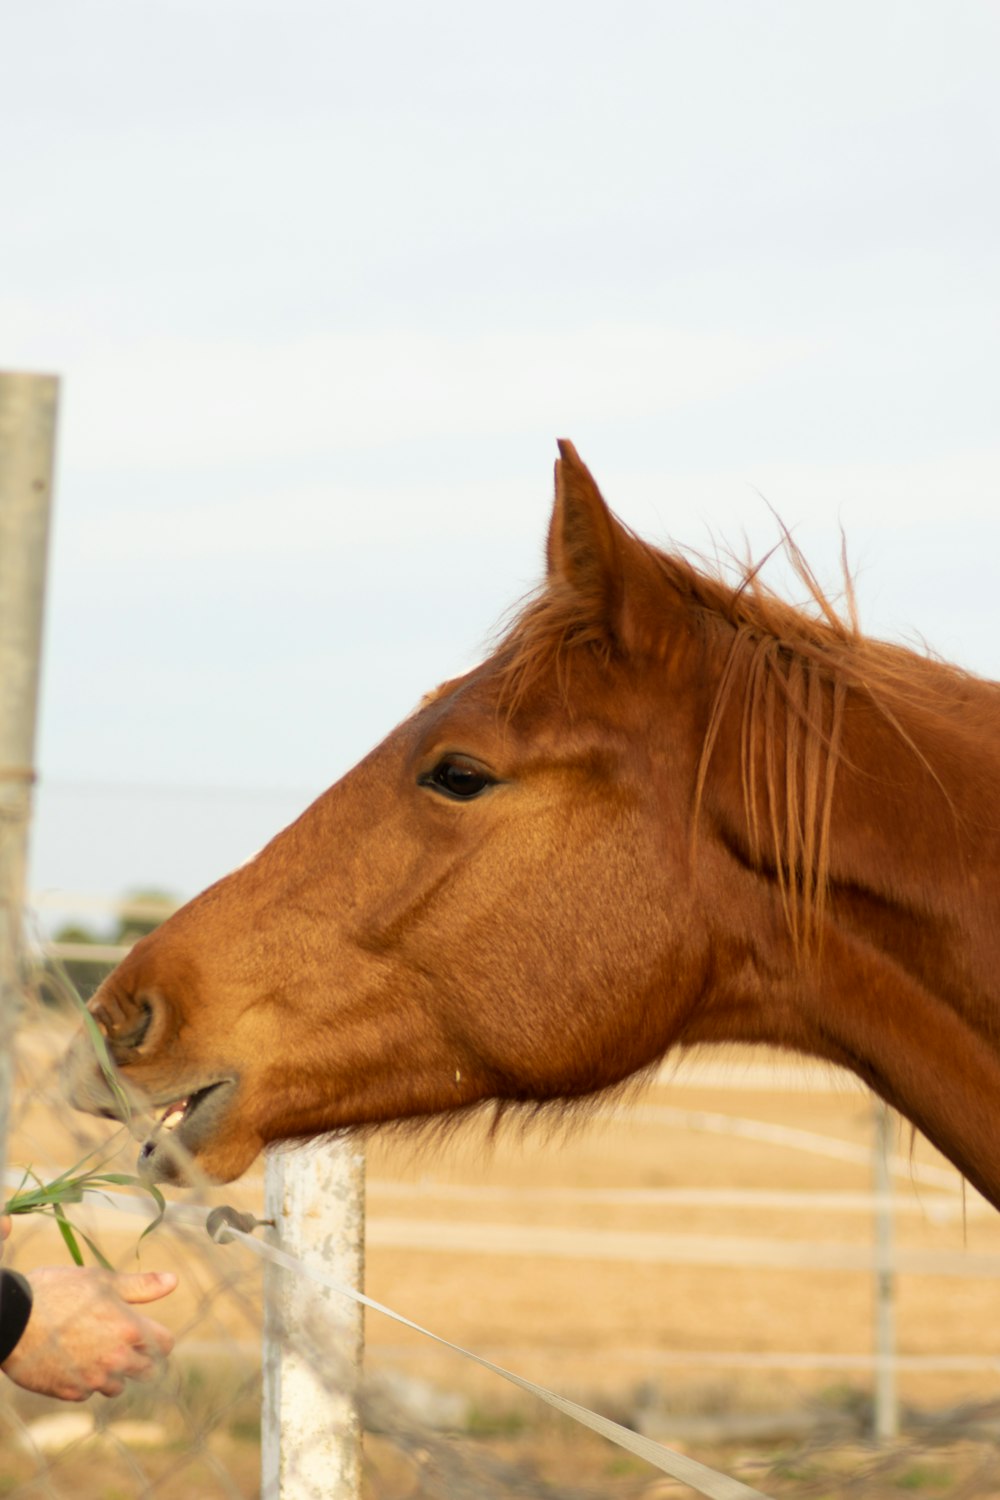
[206,1205,275,1245]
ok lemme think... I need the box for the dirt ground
[5,1015,1000,1497]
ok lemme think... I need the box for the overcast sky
[3,1,998,924]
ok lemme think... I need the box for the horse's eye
[424,759,494,800]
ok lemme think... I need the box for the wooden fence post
[0,371,59,1180]
[262,1140,366,1499]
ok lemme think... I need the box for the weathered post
[872,1101,898,1442]
[0,372,59,1182]
[262,1141,366,1499]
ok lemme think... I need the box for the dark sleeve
[0,1268,33,1364]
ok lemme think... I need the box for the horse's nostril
[130,999,153,1048]
[104,997,154,1054]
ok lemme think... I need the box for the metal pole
[872,1101,898,1442]
[262,1140,366,1499]
[0,372,59,1185]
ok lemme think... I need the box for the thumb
[113,1270,179,1304]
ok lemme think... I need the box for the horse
[64,441,1000,1210]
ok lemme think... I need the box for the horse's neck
[804,921,1000,1210]
[693,647,1000,1204]
[831,682,1000,972]
[812,681,1000,1206]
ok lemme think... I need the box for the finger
[114,1271,178,1305]
[99,1377,126,1398]
[131,1317,174,1358]
[1,1216,11,1240]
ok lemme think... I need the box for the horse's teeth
[162,1104,187,1132]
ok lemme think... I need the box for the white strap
[220,1221,769,1500]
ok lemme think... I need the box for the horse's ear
[549,440,678,654]
[548,439,626,625]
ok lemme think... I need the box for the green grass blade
[53,1207,85,1267]
[137,1182,167,1244]
[7,1162,171,1266]
[74,998,133,1124]
[75,1230,115,1272]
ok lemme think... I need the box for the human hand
[1,1265,177,1401]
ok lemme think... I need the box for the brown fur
[63,441,1000,1207]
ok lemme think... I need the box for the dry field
[4,1014,1000,1497]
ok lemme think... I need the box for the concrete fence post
[0,371,59,1182]
[262,1140,366,1499]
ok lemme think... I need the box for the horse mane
[495,522,996,964]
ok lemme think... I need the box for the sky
[2,1,998,929]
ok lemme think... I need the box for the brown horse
[64,442,1000,1207]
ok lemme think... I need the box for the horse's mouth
[138,1078,237,1183]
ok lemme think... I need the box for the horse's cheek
[438,814,697,1085]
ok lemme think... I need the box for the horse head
[63,443,740,1182]
[63,441,1000,1207]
